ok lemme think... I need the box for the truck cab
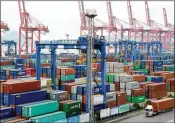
[145,105,154,117]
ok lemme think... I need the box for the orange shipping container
[151,98,174,112]
[61,68,75,75]
[133,74,145,82]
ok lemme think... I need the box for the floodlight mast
[85,8,97,123]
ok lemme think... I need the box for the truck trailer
[145,98,174,117]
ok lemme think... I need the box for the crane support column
[100,40,107,106]
[50,46,57,90]
[36,41,41,81]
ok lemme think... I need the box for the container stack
[148,83,167,99]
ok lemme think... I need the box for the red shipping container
[132,88,145,96]
[116,91,127,106]
[65,83,77,93]
[2,80,40,94]
[61,68,75,75]
[0,80,6,83]
[139,82,153,88]
[133,74,145,82]
[59,100,73,110]
[107,101,116,108]
[115,82,120,91]
[0,61,13,66]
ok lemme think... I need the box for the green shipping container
[108,75,114,82]
[94,110,100,121]
[22,101,59,117]
[146,76,152,81]
[61,75,75,81]
[118,104,130,113]
[66,110,81,118]
[62,101,80,112]
[167,84,170,91]
[127,95,132,103]
[30,111,66,123]
[132,96,145,103]
[133,65,140,70]
[137,69,149,75]
[0,65,15,70]
[55,118,67,123]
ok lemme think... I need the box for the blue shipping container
[83,104,106,113]
[3,94,10,106]
[151,76,163,83]
[0,107,14,119]
[16,100,50,117]
[71,94,77,101]
[9,90,47,105]
[67,116,80,123]
[0,93,4,105]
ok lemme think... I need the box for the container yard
[0,0,174,123]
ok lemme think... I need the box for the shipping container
[118,104,130,113]
[67,115,80,123]
[116,91,127,106]
[30,111,66,123]
[150,98,174,112]
[126,81,139,90]
[100,108,110,119]
[9,90,47,105]
[47,90,69,101]
[79,113,89,123]
[22,100,59,118]
[2,80,40,94]
[0,107,14,119]
[54,119,67,123]
[66,110,81,118]
[60,100,80,112]
[16,100,51,117]
[110,106,119,116]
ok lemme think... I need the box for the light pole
[66,33,69,53]
[85,9,97,123]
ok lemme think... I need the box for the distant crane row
[1,0,174,54]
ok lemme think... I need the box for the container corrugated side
[110,106,119,115]
[118,104,130,113]
[79,113,89,123]
[22,101,59,117]
[30,111,66,123]
[100,108,110,119]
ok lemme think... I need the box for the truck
[145,98,174,117]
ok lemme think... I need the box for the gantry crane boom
[18,0,49,54]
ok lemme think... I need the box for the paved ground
[116,110,174,123]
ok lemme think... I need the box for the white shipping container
[120,83,125,89]
[106,62,110,68]
[100,108,110,118]
[109,67,114,73]
[114,75,120,82]
[77,95,82,102]
[79,113,90,123]
[71,86,77,94]
[126,81,139,90]
[120,88,125,92]
[93,94,104,105]
[126,89,131,95]
[119,75,133,82]
[109,63,114,69]
[110,84,115,92]
[110,106,119,115]
[107,92,116,102]
[41,78,50,87]
[106,68,110,73]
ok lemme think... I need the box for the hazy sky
[1,1,174,40]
